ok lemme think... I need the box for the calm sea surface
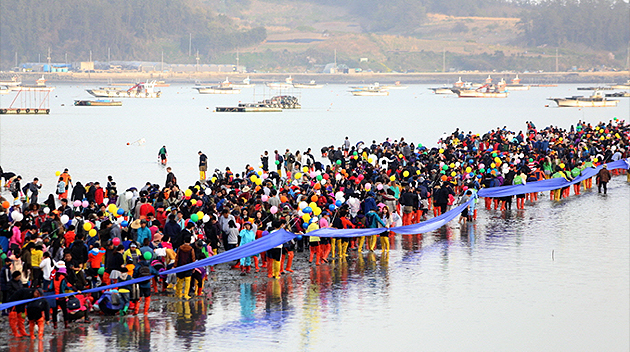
[0,84,628,351]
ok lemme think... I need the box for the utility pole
[334,49,337,72]
[196,50,200,72]
[161,51,164,72]
[47,48,51,72]
[189,33,192,57]
[236,48,240,72]
[108,47,111,63]
[15,52,18,68]
[89,50,92,62]
[65,52,68,64]
[555,48,559,72]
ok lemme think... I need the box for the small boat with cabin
[293,80,323,89]
[505,74,530,91]
[87,81,161,98]
[194,78,241,94]
[452,79,508,98]
[231,77,255,88]
[267,76,293,90]
[429,77,470,94]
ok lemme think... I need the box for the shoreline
[5,71,629,85]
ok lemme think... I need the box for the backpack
[110,291,120,305]
[138,263,151,277]
[67,296,81,310]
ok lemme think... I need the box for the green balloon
[353,151,358,156]
[316,175,322,181]
[480,168,486,173]
[492,152,497,157]
[190,214,199,222]
[275,160,280,165]
[97,267,105,275]
[529,158,533,162]
[440,170,446,174]
[336,160,342,165]
[442,165,448,170]
[143,251,152,261]
[1,253,6,260]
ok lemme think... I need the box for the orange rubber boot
[285,251,294,272]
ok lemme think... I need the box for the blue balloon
[469,172,474,177]
[329,204,336,211]
[296,235,303,240]
[335,200,342,207]
[121,220,129,227]
[487,146,493,151]
[303,207,312,214]
[117,208,125,215]
[303,223,309,229]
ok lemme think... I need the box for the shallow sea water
[0,83,628,351]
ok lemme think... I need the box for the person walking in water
[596,164,611,194]
[158,146,168,165]
[198,151,208,181]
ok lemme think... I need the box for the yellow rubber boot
[357,236,365,252]
[183,276,192,300]
[341,241,349,258]
[272,260,281,279]
[381,236,390,252]
[369,236,377,251]
[331,238,337,258]
[175,278,184,298]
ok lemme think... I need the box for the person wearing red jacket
[94,182,104,205]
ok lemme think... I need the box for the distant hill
[1,0,627,72]
[0,0,266,68]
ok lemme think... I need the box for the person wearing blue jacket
[365,209,386,252]
[136,220,151,246]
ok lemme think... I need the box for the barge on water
[0,108,50,114]
[215,95,300,112]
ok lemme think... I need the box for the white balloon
[298,201,308,210]
[311,216,318,223]
[205,188,212,195]
[320,179,326,185]
[202,214,210,223]
[335,191,344,200]
[43,207,50,214]
[125,191,133,199]
[60,215,69,224]
[335,174,342,181]
[11,211,23,222]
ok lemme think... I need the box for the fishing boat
[505,74,530,91]
[266,76,293,90]
[87,81,161,98]
[155,81,170,87]
[194,77,242,94]
[452,82,508,98]
[609,80,630,90]
[216,95,300,112]
[293,80,323,89]
[231,77,256,88]
[0,76,21,87]
[0,87,12,95]
[74,99,122,106]
[429,77,470,94]
[548,91,619,107]
[350,88,389,96]
[380,81,408,90]
[10,76,55,92]
[605,91,630,98]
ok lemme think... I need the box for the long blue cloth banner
[1,160,627,311]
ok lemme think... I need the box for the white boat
[350,87,389,96]
[505,74,530,91]
[194,86,241,94]
[380,81,407,90]
[548,91,618,107]
[267,76,293,90]
[87,81,161,98]
[610,80,630,90]
[293,80,323,89]
[231,76,255,88]
[0,76,21,87]
[452,83,508,98]
[429,77,471,94]
[0,87,12,94]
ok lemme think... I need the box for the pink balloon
[358,174,364,181]
[270,206,278,214]
[365,183,372,190]
[112,237,121,246]
[377,184,383,190]
[236,223,241,230]
[261,195,269,202]
[261,173,268,180]
[73,200,81,207]
[309,172,316,178]
[463,186,468,191]
[478,163,485,169]
[196,201,203,207]
[82,200,89,207]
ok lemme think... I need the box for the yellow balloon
[194,185,200,190]
[466,167,472,173]
[313,207,322,216]
[88,229,97,237]
[211,177,217,183]
[258,171,262,176]
[83,222,92,231]
[439,149,444,154]
[389,175,396,181]
[294,172,302,180]
[309,202,317,209]
[449,163,455,168]
[416,170,421,175]
[250,175,258,182]
[491,163,496,168]
[451,171,456,177]
[55,171,61,176]
[108,204,117,214]
[368,158,373,163]
[593,158,599,162]
[403,171,409,177]
[196,211,204,219]
[494,157,500,163]
[184,189,193,197]
[256,179,262,185]
[302,166,309,173]
[559,163,565,169]
[302,214,311,222]
[616,133,621,138]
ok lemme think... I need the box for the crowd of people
[0,118,627,339]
